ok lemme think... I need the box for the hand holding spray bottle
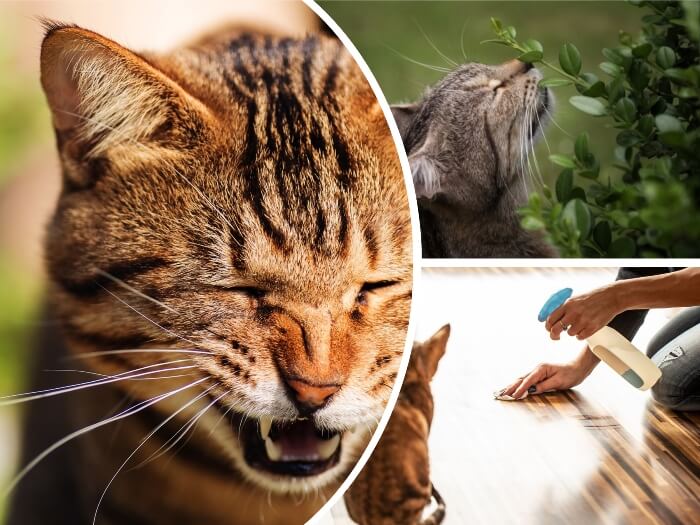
[538,288,661,390]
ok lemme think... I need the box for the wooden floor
[321,268,700,525]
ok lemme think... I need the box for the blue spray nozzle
[538,288,573,322]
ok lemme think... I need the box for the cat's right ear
[421,324,450,379]
[40,22,213,188]
[390,103,421,141]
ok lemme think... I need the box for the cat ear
[390,103,420,141]
[408,128,442,199]
[420,324,450,379]
[40,23,211,186]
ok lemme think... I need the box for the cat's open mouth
[210,397,343,477]
[240,416,342,476]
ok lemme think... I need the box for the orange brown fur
[8,13,411,525]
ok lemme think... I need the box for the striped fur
[345,326,449,525]
[11,18,411,525]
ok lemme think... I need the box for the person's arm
[502,267,696,399]
[545,267,697,341]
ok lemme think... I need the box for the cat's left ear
[40,22,213,186]
[390,103,421,141]
[420,324,450,379]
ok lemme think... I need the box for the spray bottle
[538,288,661,390]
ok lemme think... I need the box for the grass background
[320,0,641,186]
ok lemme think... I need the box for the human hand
[545,286,621,341]
[497,361,592,400]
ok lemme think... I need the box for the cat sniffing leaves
[6,17,412,525]
[345,325,450,525]
[392,60,556,258]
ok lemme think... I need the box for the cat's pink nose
[285,378,341,415]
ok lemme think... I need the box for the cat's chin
[208,397,371,494]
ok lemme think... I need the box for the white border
[423,259,698,268]
[302,1,423,523]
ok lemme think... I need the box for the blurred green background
[321,0,641,187]
[0,11,49,522]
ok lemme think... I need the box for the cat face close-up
[392,59,550,210]
[32,19,411,515]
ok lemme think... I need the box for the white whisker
[92,387,227,524]
[413,19,459,67]
[71,348,212,359]
[2,377,210,498]
[99,285,198,346]
[0,361,197,405]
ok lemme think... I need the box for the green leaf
[614,97,637,123]
[582,81,606,97]
[574,132,590,162]
[555,169,574,202]
[607,236,637,257]
[539,77,572,88]
[523,39,544,53]
[570,96,607,116]
[518,50,544,63]
[628,60,651,90]
[600,62,622,76]
[479,39,514,47]
[505,26,517,39]
[490,17,503,33]
[549,154,576,168]
[559,43,582,76]
[522,216,545,230]
[602,47,624,65]
[632,43,652,58]
[655,114,683,133]
[562,198,592,240]
[656,46,676,68]
[617,129,643,147]
[664,68,693,85]
[593,221,612,250]
[607,77,626,103]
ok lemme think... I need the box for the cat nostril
[284,377,340,416]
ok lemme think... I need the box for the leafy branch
[484,0,700,257]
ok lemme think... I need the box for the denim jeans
[646,307,700,411]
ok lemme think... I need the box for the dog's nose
[284,377,341,416]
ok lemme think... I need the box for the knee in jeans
[651,381,683,410]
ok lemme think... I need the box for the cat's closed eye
[356,280,399,305]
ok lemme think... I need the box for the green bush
[488,1,700,257]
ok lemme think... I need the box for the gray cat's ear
[390,103,421,141]
[408,128,441,199]
[421,324,450,379]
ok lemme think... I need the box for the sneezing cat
[6,15,412,525]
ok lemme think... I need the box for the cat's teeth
[318,434,340,460]
[259,416,272,440]
[264,437,282,461]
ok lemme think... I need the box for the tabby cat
[6,17,412,525]
[344,325,450,525]
[391,60,556,258]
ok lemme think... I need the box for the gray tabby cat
[392,60,557,258]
